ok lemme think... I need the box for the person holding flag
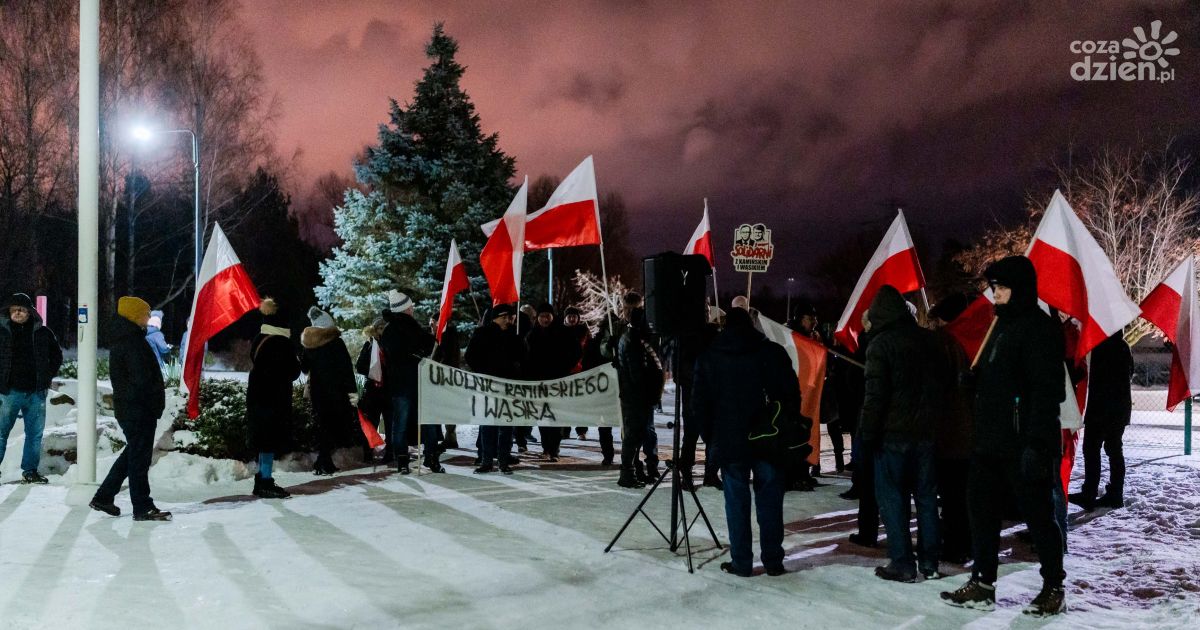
[301,307,359,476]
[379,290,436,474]
[245,298,300,499]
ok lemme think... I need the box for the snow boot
[702,471,723,490]
[1095,484,1124,509]
[425,454,445,473]
[618,468,645,489]
[253,474,289,499]
[941,579,996,611]
[89,498,120,517]
[634,461,649,484]
[645,459,660,481]
[21,471,48,484]
[499,464,513,475]
[1068,490,1096,511]
[474,463,495,474]
[133,508,172,522]
[875,562,918,583]
[848,533,877,548]
[1022,585,1066,617]
[719,562,752,577]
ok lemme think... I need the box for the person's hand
[348,393,360,406]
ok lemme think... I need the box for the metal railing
[1125,389,1195,458]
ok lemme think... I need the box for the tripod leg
[605,466,672,552]
[690,487,723,549]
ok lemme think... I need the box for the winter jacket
[829,336,868,435]
[433,324,462,369]
[246,332,302,453]
[300,326,357,428]
[617,320,665,410]
[932,328,974,460]
[464,322,523,379]
[0,312,63,394]
[566,324,603,373]
[692,317,802,466]
[379,310,435,397]
[974,256,1065,457]
[145,326,171,368]
[108,316,166,421]
[525,323,583,381]
[1084,333,1133,428]
[858,285,941,445]
[673,323,720,390]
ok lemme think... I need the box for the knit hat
[388,290,413,313]
[489,304,515,320]
[118,296,151,324]
[148,310,164,329]
[4,293,34,310]
[536,302,556,316]
[564,306,582,317]
[307,306,335,329]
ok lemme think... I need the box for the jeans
[968,448,1065,587]
[875,440,939,575]
[95,414,156,515]
[643,416,659,466]
[1082,424,1126,498]
[722,460,785,574]
[479,426,515,466]
[258,452,275,479]
[386,394,439,463]
[0,390,47,474]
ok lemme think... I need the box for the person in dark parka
[466,304,524,473]
[1070,332,1133,510]
[565,306,614,461]
[675,305,721,489]
[355,318,389,462]
[90,297,171,521]
[693,306,800,577]
[524,302,582,461]
[927,293,975,565]
[616,308,665,487]
[245,299,301,498]
[379,290,437,473]
[431,320,462,450]
[301,307,359,476]
[0,292,63,483]
[941,255,1066,617]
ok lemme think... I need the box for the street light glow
[131,125,153,142]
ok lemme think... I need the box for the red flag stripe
[833,247,924,352]
[184,263,260,418]
[481,219,519,305]
[523,199,601,250]
[1139,282,1182,341]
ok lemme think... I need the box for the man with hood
[940,255,1066,617]
[858,285,941,582]
[693,307,799,577]
[0,293,63,483]
[524,302,581,461]
[379,290,437,474]
[90,297,170,520]
[466,304,523,473]
[245,298,300,498]
[301,306,358,476]
[145,310,171,370]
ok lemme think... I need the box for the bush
[57,357,110,379]
[176,378,323,461]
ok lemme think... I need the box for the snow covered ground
[0,385,1198,629]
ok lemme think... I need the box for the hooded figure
[941,255,1067,616]
[301,307,358,476]
[0,293,63,483]
[245,299,301,498]
[145,310,171,369]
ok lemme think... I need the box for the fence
[1125,389,1195,459]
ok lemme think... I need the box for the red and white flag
[759,314,826,466]
[436,239,470,344]
[944,290,995,360]
[480,177,528,305]
[684,200,716,267]
[833,210,926,352]
[485,156,601,250]
[1139,256,1199,410]
[1026,189,1140,360]
[182,224,261,419]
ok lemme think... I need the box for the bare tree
[957,145,1200,344]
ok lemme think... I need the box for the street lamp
[131,125,202,283]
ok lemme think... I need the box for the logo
[1070,20,1179,82]
[731,223,774,273]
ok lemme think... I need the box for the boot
[267,478,291,499]
[680,468,696,491]
[474,463,495,474]
[1095,483,1124,508]
[133,508,173,522]
[634,460,650,484]
[425,454,445,473]
[1068,489,1097,511]
[848,533,878,548]
[1022,585,1066,616]
[645,459,660,481]
[21,471,49,484]
[442,429,459,450]
[834,452,845,473]
[940,579,996,612]
[702,471,723,490]
[618,468,645,489]
[89,498,121,516]
[253,474,289,499]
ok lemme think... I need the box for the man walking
[90,297,171,521]
[0,293,63,483]
[940,256,1066,616]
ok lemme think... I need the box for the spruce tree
[316,23,516,330]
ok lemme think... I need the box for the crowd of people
[0,252,1138,618]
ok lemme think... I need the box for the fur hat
[260,298,289,328]
[307,306,335,329]
[388,290,413,313]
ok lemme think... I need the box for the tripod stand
[605,338,722,573]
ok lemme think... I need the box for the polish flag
[484,156,601,250]
[833,210,926,353]
[182,224,261,419]
[1026,190,1140,361]
[759,314,826,466]
[684,201,716,267]
[944,290,995,360]
[1138,256,1199,410]
[480,177,528,305]
[435,239,470,344]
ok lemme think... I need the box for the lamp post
[132,126,201,282]
[786,276,795,322]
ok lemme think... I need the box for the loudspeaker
[643,253,712,337]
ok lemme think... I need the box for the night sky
[242,0,1200,296]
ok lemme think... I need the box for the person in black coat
[355,318,389,462]
[928,294,975,565]
[301,307,358,476]
[1070,332,1133,510]
[564,306,614,461]
[524,303,582,461]
[90,297,171,521]
[466,304,523,473]
[0,292,63,483]
[941,255,1066,616]
[245,299,300,498]
[615,308,664,487]
[379,290,437,473]
[431,321,462,450]
[675,308,721,489]
[859,285,941,582]
[692,307,800,577]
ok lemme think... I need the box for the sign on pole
[731,223,775,303]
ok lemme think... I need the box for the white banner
[418,359,623,427]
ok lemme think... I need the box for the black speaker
[643,253,712,337]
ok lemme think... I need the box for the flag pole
[745,273,753,307]
[706,198,720,310]
[548,250,555,304]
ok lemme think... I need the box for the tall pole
[191,131,201,282]
[75,0,100,489]
[547,249,554,305]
